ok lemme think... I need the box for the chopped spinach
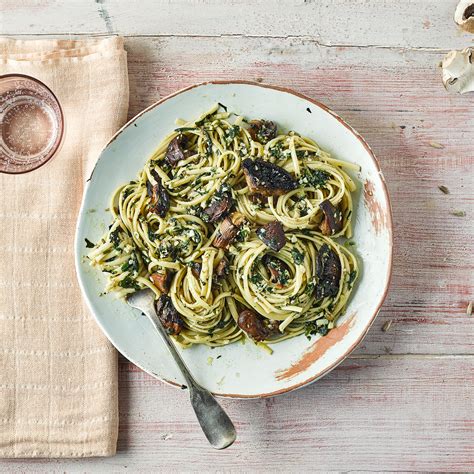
[249,273,263,285]
[84,238,95,248]
[348,270,357,288]
[291,248,304,265]
[269,142,284,160]
[109,228,121,249]
[304,320,329,339]
[305,281,315,295]
[299,168,330,188]
[174,127,198,132]
[225,125,240,144]
[119,276,140,290]
[148,228,157,242]
[122,187,133,199]
[216,319,227,329]
[204,130,213,157]
[121,253,139,273]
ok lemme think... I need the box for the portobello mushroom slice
[190,262,202,280]
[213,256,229,282]
[315,244,341,299]
[147,169,170,218]
[155,295,184,335]
[237,309,280,342]
[150,270,174,294]
[165,135,189,167]
[213,212,246,249]
[256,221,286,252]
[262,255,290,288]
[242,158,297,196]
[248,120,278,144]
[202,185,234,223]
[319,199,343,236]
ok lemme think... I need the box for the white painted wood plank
[5,356,474,471]
[3,0,474,50]
[124,36,474,355]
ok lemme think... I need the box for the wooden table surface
[3,1,474,471]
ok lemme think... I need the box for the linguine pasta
[88,104,359,349]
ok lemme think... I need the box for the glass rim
[0,73,65,175]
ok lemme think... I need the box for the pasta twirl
[88,105,359,348]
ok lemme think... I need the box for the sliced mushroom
[147,170,170,218]
[202,185,234,223]
[213,212,245,249]
[319,200,343,236]
[242,158,297,196]
[237,309,280,342]
[150,270,174,294]
[248,120,278,144]
[442,48,474,94]
[262,255,290,288]
[190,262,202,279]
[256,221,286,252]
[455,0,474,33]
[315,244,341,299]
[165,135,189,167]
[213,256,229,282]
[155,295,184,335]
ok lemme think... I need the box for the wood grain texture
[2,0,474,471]
[3,0,473,50]
[4,356,474,472]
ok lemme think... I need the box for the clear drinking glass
[0,74,64,174]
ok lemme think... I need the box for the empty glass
[0,74,64,174]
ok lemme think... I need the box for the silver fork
[127,289,237,449]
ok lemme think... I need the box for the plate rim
[75,80,393,398]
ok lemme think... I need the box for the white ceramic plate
[75,82,392,398]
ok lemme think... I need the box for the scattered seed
[438,185,450,194]
[256,77,263,83]
[429,141,445,149]
[467,302,473,315]
[381,320,393,332]
[451,210,466,217]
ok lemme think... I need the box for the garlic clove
[441,48,474,94]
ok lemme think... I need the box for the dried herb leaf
[381,320,393,332]
[438,185,450,194]
[84,238,95,248]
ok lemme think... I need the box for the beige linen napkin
[0,36,129,457]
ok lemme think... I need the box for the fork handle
[144,307,236,450]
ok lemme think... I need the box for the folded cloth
[0,36,129,457]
